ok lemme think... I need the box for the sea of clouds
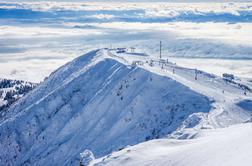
[0,1,252,82]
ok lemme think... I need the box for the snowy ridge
[106,49,252,126]
[0,49,251,165]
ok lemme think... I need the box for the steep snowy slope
[0,49,251,165]
[91,123,252,166]
[0,78,36,117]
[0,49,212,165]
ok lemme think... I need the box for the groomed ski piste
[105,48,252,129]
[0,48,251,165]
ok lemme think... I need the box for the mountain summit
[0,49,251,165]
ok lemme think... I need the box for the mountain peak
[0,48,251,165]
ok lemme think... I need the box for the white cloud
[0,1,252,82]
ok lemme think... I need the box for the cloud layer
[0,1,252,82]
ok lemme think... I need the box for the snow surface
[91,123,252,166]
[0,49,251,165]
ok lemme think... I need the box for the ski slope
[0,49,251,165]
[91,123,252,166]
[105,48,252,128]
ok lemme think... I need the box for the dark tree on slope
[0,78,37,116]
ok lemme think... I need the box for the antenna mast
[160,41,162,59]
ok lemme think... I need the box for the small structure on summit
[130,47,135,53]
[116,48,127,53]
[222,73,234,82]
[131,60,144,67]
[159,59,166,65]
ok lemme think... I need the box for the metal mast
[160,41,162,59]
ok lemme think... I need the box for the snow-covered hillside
[0,78,37,117]
[91,123,252,166]
[0,49,251,165]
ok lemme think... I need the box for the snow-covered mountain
[92,123,252,166]
[0,78,37,117]
[0,49,251,165]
